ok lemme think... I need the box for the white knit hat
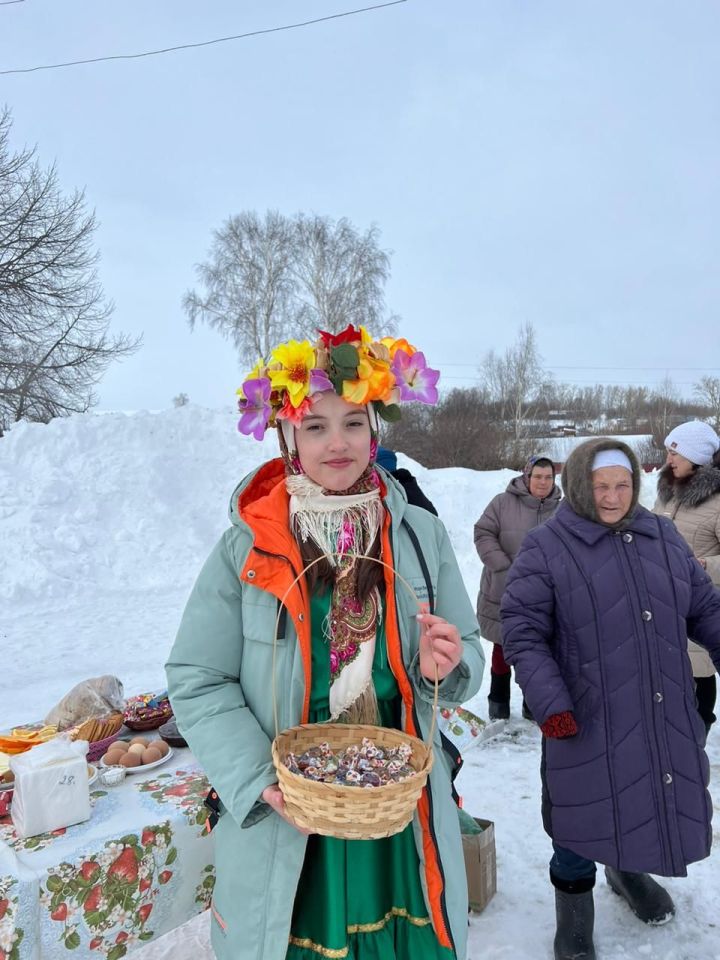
[664,421,720,466]
[592,449,633,472]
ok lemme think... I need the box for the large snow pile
[2,407,717,960]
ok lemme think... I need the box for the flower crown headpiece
[236,324,440,441]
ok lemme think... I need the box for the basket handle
[271,551,439,748]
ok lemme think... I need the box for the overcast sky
[2,0,719,411]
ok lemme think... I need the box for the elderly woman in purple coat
[501,438,720,960]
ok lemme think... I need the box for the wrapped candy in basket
[271,553,436,841]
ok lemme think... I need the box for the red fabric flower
[318,324,360,348]
[108,847,139,884]
[540,711,578,739]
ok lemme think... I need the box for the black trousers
[695,674,717,729]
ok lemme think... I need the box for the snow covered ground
[1,407,718,960]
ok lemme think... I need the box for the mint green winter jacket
[166,460,484,960]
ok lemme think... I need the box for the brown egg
[129,737,149,748]
[103,749,125,765]
[128,743,146,756]
[119,752,141,767]
[111,740,129,753]
[141,747,162,765]
[153,740,170,756]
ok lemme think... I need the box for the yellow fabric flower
[380,336,417,359]
[268,340,316,407]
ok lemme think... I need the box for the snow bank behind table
[0,407,659,728]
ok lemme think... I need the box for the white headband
[592,449,633,473]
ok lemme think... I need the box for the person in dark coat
[376,445,438,515]
[501,437,720,960]
[474,455,560,720]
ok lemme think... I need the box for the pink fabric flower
[237,378,272,440]
[391,350,440,405]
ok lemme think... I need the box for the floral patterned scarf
[279,426,384,723]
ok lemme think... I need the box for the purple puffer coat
[501,500,720,877]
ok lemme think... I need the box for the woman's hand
[417,611,463,681]
[261,784,312,835]
[698,557,707,570]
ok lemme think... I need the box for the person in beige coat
[653,419,720,737]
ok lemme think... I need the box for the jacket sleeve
[474,496,512,571]
[500,536,575,724]
[409,521,485,707]
[684,545,720,675]
[702,510,720,585]
[165,532,277,829]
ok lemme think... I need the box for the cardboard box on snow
[462,817,496,913]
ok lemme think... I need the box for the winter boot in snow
[604,866,675,924]
[553,888,596,960]
[488,670,511,721]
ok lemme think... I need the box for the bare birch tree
[481,321,542,439]
[0,109,138,435]
[183,211,396,366]
[694,376,720,432]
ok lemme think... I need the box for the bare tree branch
[0,108,139,434]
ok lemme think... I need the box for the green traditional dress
[286,592,455,960]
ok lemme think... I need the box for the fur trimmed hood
[656,462,720,509]
[561,437,640,526]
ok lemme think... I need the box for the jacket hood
[506,474,562,506]
[656,462,720,509]
[561,437,641,527]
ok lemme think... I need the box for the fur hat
[664,420,720,467]
[562,438,640,526]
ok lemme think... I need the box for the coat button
[246,569,256,580]
[654,692,663,702]
[642,610,653,621]
[663,773,673,785]
[298,613,304,622]
[623,533,633,543]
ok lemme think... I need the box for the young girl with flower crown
[166,325,484,960]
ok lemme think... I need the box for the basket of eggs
[100,736,171,770]
[270,553,437,841]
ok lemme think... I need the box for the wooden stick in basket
[272,551,439,747]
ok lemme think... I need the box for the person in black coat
[375,446,438,516]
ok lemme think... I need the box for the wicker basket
[123,697,173,731]
[87,731,122,762]
[272,722,433,839]
[271,552,438,840]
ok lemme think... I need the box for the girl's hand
[262,784,312,835]
[417,612,463,681]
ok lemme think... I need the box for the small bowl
[99,765,127,787]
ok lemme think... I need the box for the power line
[0,1,407,76]
[435,362,720,372]
[0,0,27,6]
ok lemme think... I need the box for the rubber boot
[488,670,511,720]
[604,866,675,925]
[553,888,596,960]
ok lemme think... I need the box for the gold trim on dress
[288,907,433,956]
